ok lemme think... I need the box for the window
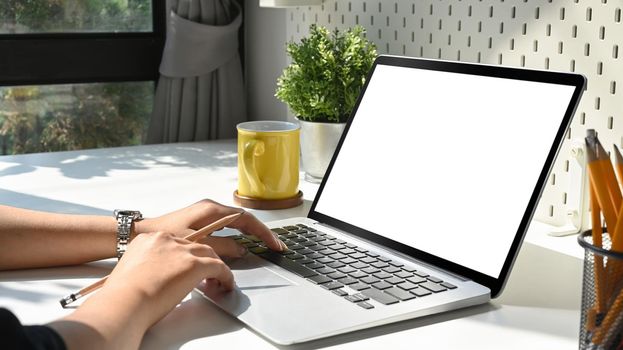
[0,1,165,155]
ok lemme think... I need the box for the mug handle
[242,139,266,197]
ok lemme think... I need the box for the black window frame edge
[0,1,166,87]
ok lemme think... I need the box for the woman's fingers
[224,211,286,251]
[190,243,235,291]
[196,236,248,257]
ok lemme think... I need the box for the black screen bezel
[307,55,586,298]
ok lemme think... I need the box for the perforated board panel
[286,0,623,227]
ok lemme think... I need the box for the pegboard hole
[511,6,516,19]
[546,24,551,36]
[585,43,591,56]
[570,59,576,72]
[535,7,540,20]
[587,7,593,21]
[611,81,617,95]
[572,25,578,38]
[510,38,515,50]
[597,62,603,75]
[563,192,568,205]
[534,40,539,52]
[616,8,621,22]
[549,205,554,217]
[500,22,504,34]
[595,97,601,110]
[600,26,606,40]
[560,7,565,20]
[581,112,586,125]
[614,45,619,59]
[608,116,614,130]
[565,160,570,172]
[522,23,527,35]
[551,173,556,186]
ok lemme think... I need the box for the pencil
[590,185,606,315]
[593,286,623,345]
[59,212,244,308]
[595,138,623,215]
[586,135,619,235]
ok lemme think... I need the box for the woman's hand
[50,231,233,350]
[136,199,287,255]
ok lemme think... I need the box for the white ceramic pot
[298,118,346,183]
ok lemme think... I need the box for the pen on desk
[59,211,244,308]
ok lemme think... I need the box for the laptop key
[307,253,324,259]
[362,267,380,274]
[258,251,318,278]
[372,272,392,279]
[340,248,356,255]
[328,272,347,280]
[357,301,375,309]
[350,262,369,269]
[397,282,419,291]
[395,271,414,279]
[385,276,405,285]
[349,271,368,279]
[410,287,432,297]
[352,293,370,301]
[350,282,371,291]
[322,282,345,290]
[271,228,289,235]
[345,243,357,249]
[299,258,315,265]
[385,287,416,301]
[382,266,401,274]
[366,252,380,258]
[371,262,390,269]
[345,295,361,303]
[427,276,443,283]
[360,276,380,284]
[413,270,429,278]
[441,282,457,289]
[317,267,336,275]
[371,281,392,290]
[297,249,314,255]
[307,275,332,284]
[317,257,334,264]
[361,288,399,305]
[406,276,427,284]
[286,253,305,260]
[332,289,348,297]
[338,266,356,274]
[377,256,392,263]
[339,277,358,285]
[284,226,299,231]
[327,261,346,269]
[248,246,268,254]
[389,260,404,267]
[420,281,447,293]
[340,257,358,265]
[307,262,325,270]
[349,252,367,259]
[331,253,348,260]
[361,257,377,264]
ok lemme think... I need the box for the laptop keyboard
[232,224,457,310]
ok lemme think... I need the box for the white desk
[0,140,583,349]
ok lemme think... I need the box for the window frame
[0,1,166,86]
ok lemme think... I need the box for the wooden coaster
[233,190,303,210]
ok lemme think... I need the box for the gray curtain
[146,0,246,143]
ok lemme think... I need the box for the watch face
[114,210,142,219]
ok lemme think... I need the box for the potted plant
[275,24,377,182]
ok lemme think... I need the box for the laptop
[196,55,586,345]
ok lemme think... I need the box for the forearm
[0,205,117,270]
[48,285,150,350]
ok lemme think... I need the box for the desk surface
[0,140,582,349]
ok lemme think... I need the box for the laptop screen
[309,56,585,295]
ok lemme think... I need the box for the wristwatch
[114,209,143,260]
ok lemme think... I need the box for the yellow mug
[236,121,300,201]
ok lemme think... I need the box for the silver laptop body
[197,55,586,345]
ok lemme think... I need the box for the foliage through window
[0,0,152,33]
[0,0,162,155]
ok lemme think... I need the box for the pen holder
[578,230,623,350]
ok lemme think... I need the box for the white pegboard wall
[286,0,623,227]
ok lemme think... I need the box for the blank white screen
[314,64,576,278]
